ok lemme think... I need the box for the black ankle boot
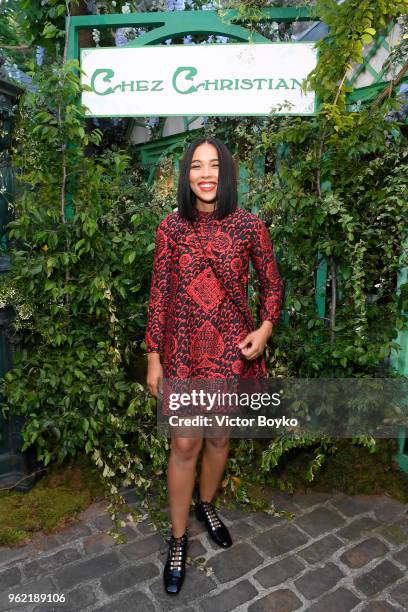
[195,500,232,548]
[163,530,188,595]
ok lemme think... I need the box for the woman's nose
[200,165,213,177]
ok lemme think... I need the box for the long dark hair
[177,136,238,221]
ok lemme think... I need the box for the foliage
[4,0,76,60]
[0,57,175,536]
[3,0,226,66]
[0,0,34,70]
[222,0,314,41]
[236,113,407,377]
[383,13,408,75]
[262,439,408,502]
[307,0,408,106]
[1,1,158,63]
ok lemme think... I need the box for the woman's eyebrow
[190,158,219,163]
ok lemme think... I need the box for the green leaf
[74,369,86,380]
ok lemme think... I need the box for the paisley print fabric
[145,207,283,380]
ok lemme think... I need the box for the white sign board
[81,42,317,117]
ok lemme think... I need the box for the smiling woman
[145,136,283,596]
[177,137,239,221]
[189,143,218,204]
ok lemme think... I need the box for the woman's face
[189,142,219,207]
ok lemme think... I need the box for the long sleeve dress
[145,207,283,382]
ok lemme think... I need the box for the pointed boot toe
[195,500,232,548]
[163,530,188,595]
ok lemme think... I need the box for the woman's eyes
[190,164,219,169]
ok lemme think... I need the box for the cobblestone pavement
[0,488,408,612]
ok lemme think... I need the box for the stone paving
[0,488,408,611]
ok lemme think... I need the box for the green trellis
[67,7,314,59]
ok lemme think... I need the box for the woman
[145,136,283,595]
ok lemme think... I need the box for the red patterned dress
[145,207,283,382]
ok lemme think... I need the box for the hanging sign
[81,42,317,117]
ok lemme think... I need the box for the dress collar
[193,207,216,221]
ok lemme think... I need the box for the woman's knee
[170,437,203,462]
[205,437,230,452]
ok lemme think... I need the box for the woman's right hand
[146,352,163,398]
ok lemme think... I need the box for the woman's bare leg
[199,437,230,501]
[167,435,203,537]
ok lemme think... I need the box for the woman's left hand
[238,321,273,360]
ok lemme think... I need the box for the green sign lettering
[276,78,289,89]
[151,80,164,91]
[88,66,304,97]
[91,68,119,96]
[172,66,198,95]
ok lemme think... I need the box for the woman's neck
[194,199,216,213]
